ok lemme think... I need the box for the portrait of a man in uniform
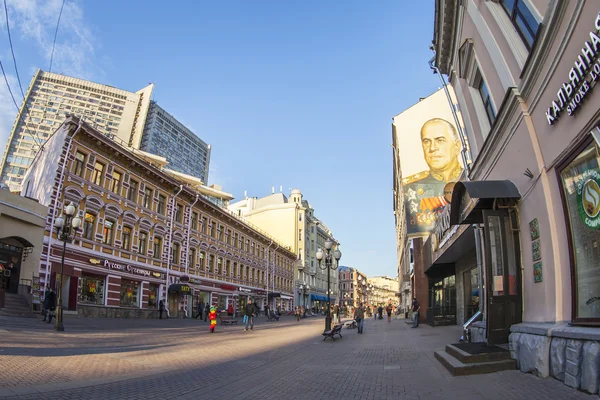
[402,118,463,234]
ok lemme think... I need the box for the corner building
[22,117,295,318]
[433,0,600,390]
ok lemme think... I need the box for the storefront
[168,283,192,318]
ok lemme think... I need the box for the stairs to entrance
[0,293,37,318]
[434,343,517,376]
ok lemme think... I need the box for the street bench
[322,324,344,341]
[218,315,238,325]
[344,320,357,329]
[267,312,279,322]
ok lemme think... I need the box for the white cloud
[1,0,100,79]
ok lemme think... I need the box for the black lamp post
[53,202,81,332]
[316,239,341,331]
[300,282,309,317]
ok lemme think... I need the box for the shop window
[128,179,138,203]
[153,236,163,259]
[139,231,147,255]
[103,220,114,245]
[122,226,132,250]
[120,280,139,307]
[559,140,600,323]
[218,295,227,311]
[500,0,539,50]
[92,161,104,186]
[73,151,86,177]
[78,275,105,305]
[148,284,158,309]
[83,212,95,240]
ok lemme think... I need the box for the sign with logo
[546,12,600,125]
[238,287,252,293]
[577,168,600,229]
[180,275,190,283]
[91,259,164,279]
[221,284,236,291]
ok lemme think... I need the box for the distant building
[367,276,400,307]
[140,101,211,183]
[228,189,339,311]
[338,266,367,308]
[0,70,153,192]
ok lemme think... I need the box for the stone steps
[434,343,517,376]
[0,293,37,318]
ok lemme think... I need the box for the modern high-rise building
[140,101,211,183]
[0,70,154,192]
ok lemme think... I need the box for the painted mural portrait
[402,118,463,234]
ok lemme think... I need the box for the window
[92,161,104,186]
[176,204,183,223]
[172,243,180,264]
[122,226,132,250]
[475,70,496,125]
[157,194,166,215]
[128,180,138,202]
[234,233,239,248]
[191,212,198,230]
[559,140,600,324]
[83,212,95,240]
[148,283,159,309]
[143,187,152,208]
[210,222,216,238]
[120,280,139,308]
[73,151,86,177]
[500,0,539,50]
[201,216,207,233]
[189,248,196,269]
[103,220,114,244]
[153,236,163,259]
[78,274,104,305]
[209,255,215,273]
[139,231,148,255]
[111,170,122,194]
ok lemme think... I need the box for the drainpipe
[428,53,471,180]
[474,225,485,319]
[265,240,273,309]
[42,120,82,292]
[185,194,200,276]
[165,185,184,301]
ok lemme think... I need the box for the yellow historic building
[22,116,295,318]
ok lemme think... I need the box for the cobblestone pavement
[0,314,595,399]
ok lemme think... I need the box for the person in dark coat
[159,300,165,319]
[196,302,204,319]
[42,287,50,322]
[43,287,57,324]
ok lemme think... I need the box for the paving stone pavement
[0,314,596,399]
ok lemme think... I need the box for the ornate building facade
[22,116,295,318]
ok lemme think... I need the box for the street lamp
[299,281,309,317]
[316,238,341,331]
[53,202,81,332]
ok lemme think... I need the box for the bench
[322,324,344,341]
[218,315,238,325]
[267,312,279,322]
[344,320,357,329]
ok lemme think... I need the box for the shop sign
[180,275,190,283]
[221,284,236,291]
[546,12,600,125]
[432,206,452,251]
[91,258,162,279]
[238,287,252,293]
[576,168,600,229]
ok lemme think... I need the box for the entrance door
[483,210,522,345]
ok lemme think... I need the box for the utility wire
[49,0,66,73]
[3,0,23,99]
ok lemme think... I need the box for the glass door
[483,210,522,345]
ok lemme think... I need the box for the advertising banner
[393,88,466,236]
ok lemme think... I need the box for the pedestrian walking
[41,287,50,322]
[244,298,255,331]
[204,302,209,322]
[159,300,166,319]
[386,303,392,323]
[373,306,377,320]
[209,303,217,333]
[411,297,421,328]
[227,303,234,317]
[354,303,365,334]
[196,302,204,319]
[295,306,301,322]
[44,287,57,324]
[378,305,384,320]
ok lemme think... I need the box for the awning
[450,180,520,225]
[428,225,475,275]
[310,294,328,302]
[168,284,192,294]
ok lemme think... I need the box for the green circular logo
[577,169,600,229]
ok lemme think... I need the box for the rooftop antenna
[244,190,247,198]
[271,186,275,194]
[279,185,282,192]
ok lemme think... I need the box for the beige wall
[0,191,47,286]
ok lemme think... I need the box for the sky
[0,0,441,278]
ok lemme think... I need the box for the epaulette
[402,170,430,185]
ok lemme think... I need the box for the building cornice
[434,0,460,75]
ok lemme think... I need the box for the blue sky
[0,0,441,277]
